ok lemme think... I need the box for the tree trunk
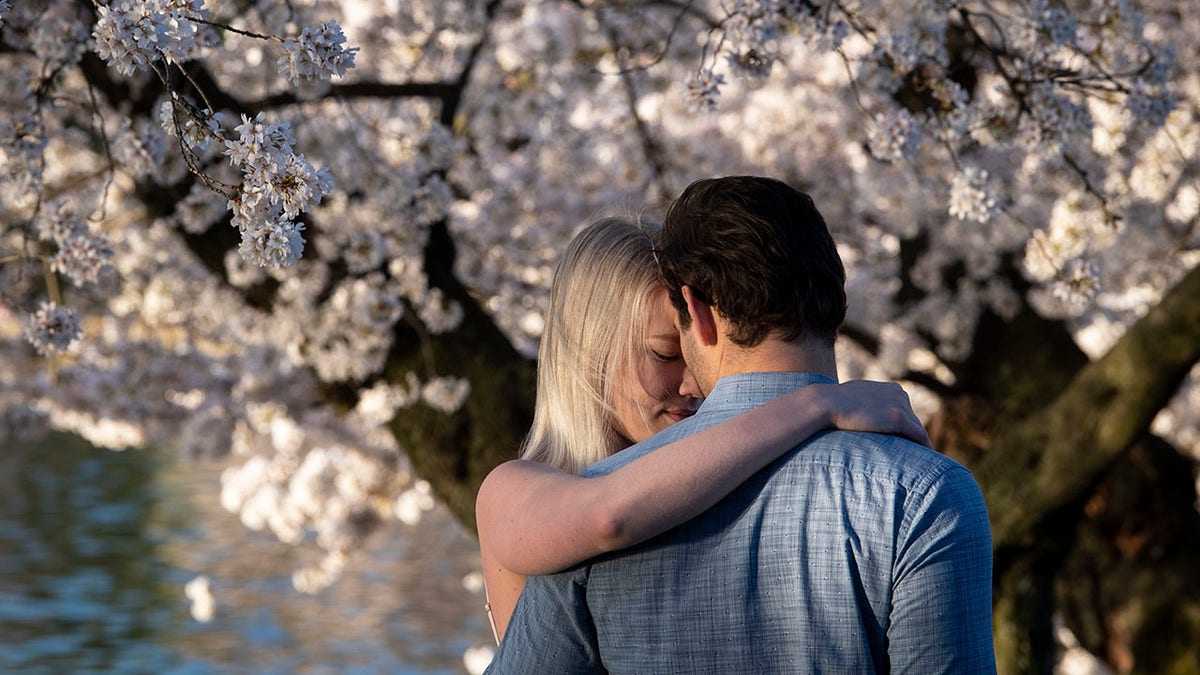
[976,265,1200,552]
[993,547,1060,675]
[385,220,537,532]
[1056,435,1200,675]
[959,265,1200,673]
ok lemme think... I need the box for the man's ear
[681,286,719,347]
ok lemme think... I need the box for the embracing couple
[476,176,996,673]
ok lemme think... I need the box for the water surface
[0,432,493,674]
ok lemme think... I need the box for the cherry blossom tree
[1,1,1197,672]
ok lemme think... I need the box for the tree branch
[979,263,1200,554]
[247,81,460,112]
[598,14,671,204]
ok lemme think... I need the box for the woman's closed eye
[651,349,682,362]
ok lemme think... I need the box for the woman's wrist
[803,382,839,430]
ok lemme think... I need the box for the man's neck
[717,335,838,382]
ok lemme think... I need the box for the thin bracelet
[485,600,500,645]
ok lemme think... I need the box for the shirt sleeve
[484,566,606,675]
[888,463,997,674]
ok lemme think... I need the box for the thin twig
[175,61,218,116]
[618,52,668,201]
[1062,152,1121,226]
[588,1,700,76]
[84,78,117,224]
[188,15,284,44]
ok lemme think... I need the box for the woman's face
[611,286,700,446]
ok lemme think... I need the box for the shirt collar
[695,372,838,417]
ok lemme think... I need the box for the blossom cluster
[417,287,465,334]
[225,113,333,268]
[300,274,402,382]
[722,0,788,77]
[112,117,168,180]
[159,99,225,152]
[278,20,360,85]
[24,301,82,355]
[1019,84,1093,155]
[1027,0,1077,46]
[39,205,116,287]
[1052,258,1102,305]
[1019,189,1118,317]
[947,167,998,224]
[224,415,370,541]
[868,109,922,162]
[92,0,210,76]
[214,398,426,593]
[0,112,46,189]
[685,69,725,113]
[420,376,471,414]
[354,379,422,427]
[31,2,91,67]
[394,480,436,526]
[930,79,977,140]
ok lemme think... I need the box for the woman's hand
[813,381,932,447]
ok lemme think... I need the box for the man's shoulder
[782,429,979,496]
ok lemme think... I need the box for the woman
[475,216,928,641]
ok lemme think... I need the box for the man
[486,176,996,673]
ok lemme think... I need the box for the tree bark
[977,265,1200,554]
[965,265,1200,673]
[1056,435,1200,675]
[385,221,536,532]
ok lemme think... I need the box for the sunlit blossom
[685,69,725,113]
[1053,257,1102,305]
[868,109,922,162]
[24,302,82,355]
[184,575,215,623]
[948,167,998,224]
[277,20,359,85]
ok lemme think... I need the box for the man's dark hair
[659,176,847,347]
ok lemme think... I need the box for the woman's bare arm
[479,540,525,642]
[476,380,928,588]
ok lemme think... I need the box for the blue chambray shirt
[487,372,996,674]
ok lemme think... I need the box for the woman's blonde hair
[519,215,662,474]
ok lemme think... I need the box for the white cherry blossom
[24,302,82,355]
